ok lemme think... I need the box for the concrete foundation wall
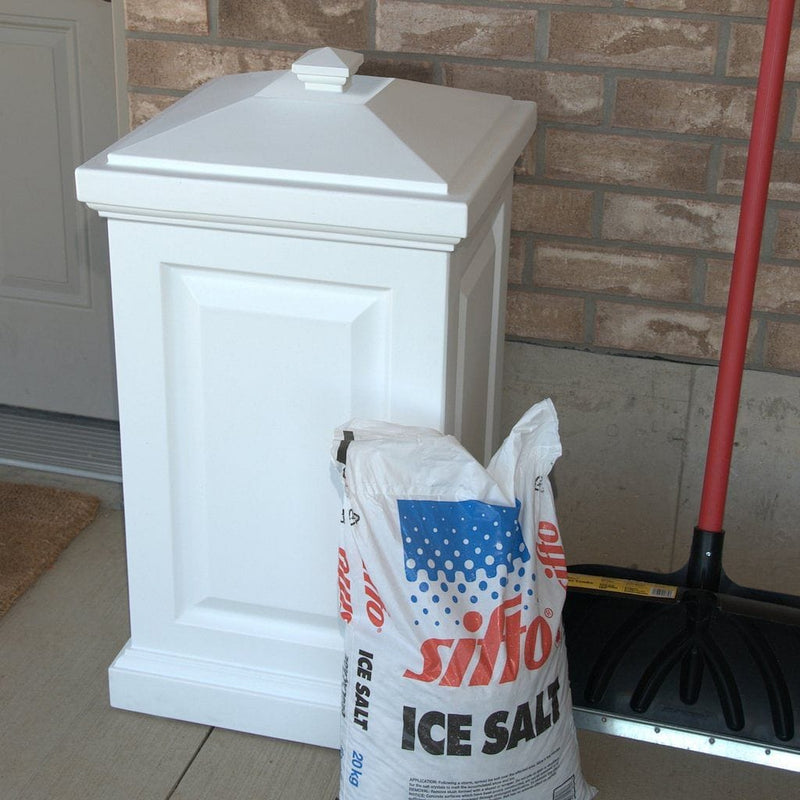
[502,343,800,596]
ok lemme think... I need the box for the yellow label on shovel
[567,572,678,600]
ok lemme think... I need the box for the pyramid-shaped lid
[78,48,536,239]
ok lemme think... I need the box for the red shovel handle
[698,0,796,533]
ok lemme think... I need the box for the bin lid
[76,47,536,242]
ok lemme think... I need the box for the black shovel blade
[563,566,800,758]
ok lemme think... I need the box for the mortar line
[207,0,219,39]
[715,18,732,80]
[368,0,377,50]
[534,7,550,63]
[603,72,617,129]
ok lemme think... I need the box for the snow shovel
[562,0,800,772]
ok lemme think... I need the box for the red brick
[540,0,613,6]
[508,237,527,284]
[534,243,693,301]
[219,0,368,49]
[705,259,800,314]
[773,210,800,260]
[602,194,740,253]
[594,302,751,360]
[125,0,208,34]
[128,92,181,129]
[545,130,710,192]
[766,321,800,371]
[727,23,800,80]
[127,40,296,91]
[444,64,603,124]
[512,184,594,238]
[362,58,436,84]
[624,0,766,12]
[792,89,800,141]
[514,137,537,179]
[506,290,585,343]
[717,146,800,202]
[549,13,716,73]
[614,78,754,138]
[376,1,536,60]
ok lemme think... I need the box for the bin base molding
[108,641,340,748]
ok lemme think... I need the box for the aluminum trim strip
[573,707,800,773]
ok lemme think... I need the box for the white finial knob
[292,47,365,93]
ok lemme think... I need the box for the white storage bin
[75,47,536,747]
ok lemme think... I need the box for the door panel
[0,0,118,418]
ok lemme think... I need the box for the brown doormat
[0,482,100,617]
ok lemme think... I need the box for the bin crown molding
[77,48,536,240]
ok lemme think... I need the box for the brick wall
[122,0,800,375]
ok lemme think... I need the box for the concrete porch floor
[1,343,799,797]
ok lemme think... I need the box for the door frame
[111,0,128,136]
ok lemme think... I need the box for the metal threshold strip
[0,405,122,482]
[573,707,800,772]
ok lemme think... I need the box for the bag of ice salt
[332,399,596,800]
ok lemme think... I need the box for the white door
[0,0,118,419]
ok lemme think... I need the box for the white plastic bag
[332,400,595,800]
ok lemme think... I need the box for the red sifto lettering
[403,595,553,687]
[536,521,568,590]
[362,563,386,629]
[337,547,353,623]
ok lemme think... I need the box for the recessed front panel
[163,264,390,636]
